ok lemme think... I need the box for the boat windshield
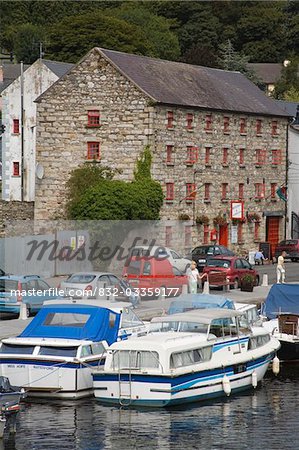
[111,350,159,370]
[0,344,35,354]
[38,346,78,357]
[43,312,90,327]
[149,321,209,334]
[121,308,144,328]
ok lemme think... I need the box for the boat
[92,308,280,407]
[167,293,235,314]
[0,300,148,399]
[261,284,299,361]
[0,376,25,438]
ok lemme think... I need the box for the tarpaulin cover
[18,304,121,345]
[168,293,235,315]
[262,284,299,319]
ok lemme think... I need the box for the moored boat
[0,376,25,438]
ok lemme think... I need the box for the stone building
[34,48,290,256]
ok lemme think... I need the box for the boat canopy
[262,284,299,319]
[151,308,242,325]
[18,304,121,345]
[168,294,234,314]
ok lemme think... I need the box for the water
[1,366,298,450]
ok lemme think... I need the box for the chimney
[0,65,3,83]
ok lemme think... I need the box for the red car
[122,256,188,298]
[202,256,259,289]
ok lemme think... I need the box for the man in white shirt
[276,251,287,283]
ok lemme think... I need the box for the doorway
[219,224,228,247]
[266,217,280,258]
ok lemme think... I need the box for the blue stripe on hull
[0,359,103,369]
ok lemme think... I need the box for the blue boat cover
[19,304,121,345]
[262,284,299,319]
[168,294,235,314]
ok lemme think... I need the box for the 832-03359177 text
[90,287,180,298]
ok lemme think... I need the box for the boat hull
[277,339,299,362]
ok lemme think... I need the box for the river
[1,366,298,450]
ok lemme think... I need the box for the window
[255,149,267,165]
[271,149,282,165]
[239,148,245,166]
[205,147,211,166]
[255,183,265,199]
[0,344,35,355]
[254,222,260,241]
[221,183,228,200]
[204,183,210,201]
[205,114,212,131]
[170,346,212,368]
[222,147,228,166]
[13,119,19,134]
[256,119,262,135]
[271,183,277,200]
[203,224,209,244]
[38,346,78,357]
[87,110,100,127]
[185,225,192,247]
[166,145,174,165]
[165,226,172,247]
[271,120,278,136]
[238,183,244,200]
[167,111,174,129]
[186,113,194,130]
[142,262,151,275]
[87,142,100,160]
[166,182,174,201]
[223,116,230,133]
[240,118,247,134]
[112,350,159,370]
[186,146,198,164]
[186,183,196,200]
[13,162,20,176]
[237,222,243,243]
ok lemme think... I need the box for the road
[254,261,299,284]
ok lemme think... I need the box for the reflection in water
[1,366,298,450]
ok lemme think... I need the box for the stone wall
[0,200,34,236]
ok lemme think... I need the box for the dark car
[189,245,235,272]
[202,256,259,289]
[274,239,299,262]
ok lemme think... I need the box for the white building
[288,106,299,238]
[1,59,73,201]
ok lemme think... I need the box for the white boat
[0,300,148,399]
[93,308,280,407]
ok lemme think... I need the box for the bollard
[182,284,188,295]
[19,302,28,320]
[158,287,166,300]
[203,281,210,294]
[262,274,268,287]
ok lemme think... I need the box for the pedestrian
[186,261,203,294]
[254,250,266,265]
[276,251,287,284]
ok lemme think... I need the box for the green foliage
[273,58,299,100]
[133,145,152,181]
[6,23,46,63]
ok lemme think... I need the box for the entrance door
[219,224,228,247]
[266,217,280,258]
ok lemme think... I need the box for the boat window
[66,274,96,283]
[111,350,159,370]
[91,342,106,355]
[248,334,270,350]
[38,346,78,357]
[170,346,213,368]
[109,312,117,328]
[43,312,90,327]
[121,308,143,328]
[0,344,35,354]
[80,345,92,357]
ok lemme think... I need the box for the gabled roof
[98,48,289,117]
[0,63,30,93]
[247,63,283,84]
[42,59,74,78]
[275,100,298,118]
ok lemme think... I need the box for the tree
[273,58,299,100]
[5,23,46,63]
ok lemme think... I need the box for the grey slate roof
[247,63,282,84]
[0,63,30,93]
[42,60,74,78]
[275,100,298,119]
[98,48,289,117]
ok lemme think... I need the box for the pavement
[0,284,272,340]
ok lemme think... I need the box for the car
[0,274,62,315]
[59,272,140,306]
[274,239,299,262]
[188,245,235,272]
[129,245,191,273]
[202,256,259,289]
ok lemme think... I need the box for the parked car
[0,275,62,315]
[122,257,188,298]
[274,239,299,262]
[129,245,191,273]
[188,245,235,272]
[59,272,140,306]
[202,256,259,289]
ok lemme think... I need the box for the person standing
[187,261,202,293]
[276,251,287,283]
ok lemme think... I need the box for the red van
[122,257,188,298]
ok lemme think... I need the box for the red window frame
[255,149,267,165]
[186,146,198,164]
[255,183,265,199]
[240,118,247,134]
[205,147,211,165]
[238,183,244,200]
[204,183,210,201]
[271,120,278,136]
[223,116,230,133]
[165,226,172,247]
[237,222,243,243]
[222,147,228,165]
[239,148,245,166]
[221,183,228,200]
[87,142,100,160]
[13,119,20,134]
[166,145,174,164]
[166,182,174,201]
[185,225,192,247]
[271,183,277,199]
[271,149,282,165]
[13,161,20,176]
[203,224,209,244]
[256,119,262,135]
[87,110,100,127]
[205,114,212,131]
[254,222,260,241]
[186,113,194,130]
[186,183,196,200]
[167,111,174,129]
